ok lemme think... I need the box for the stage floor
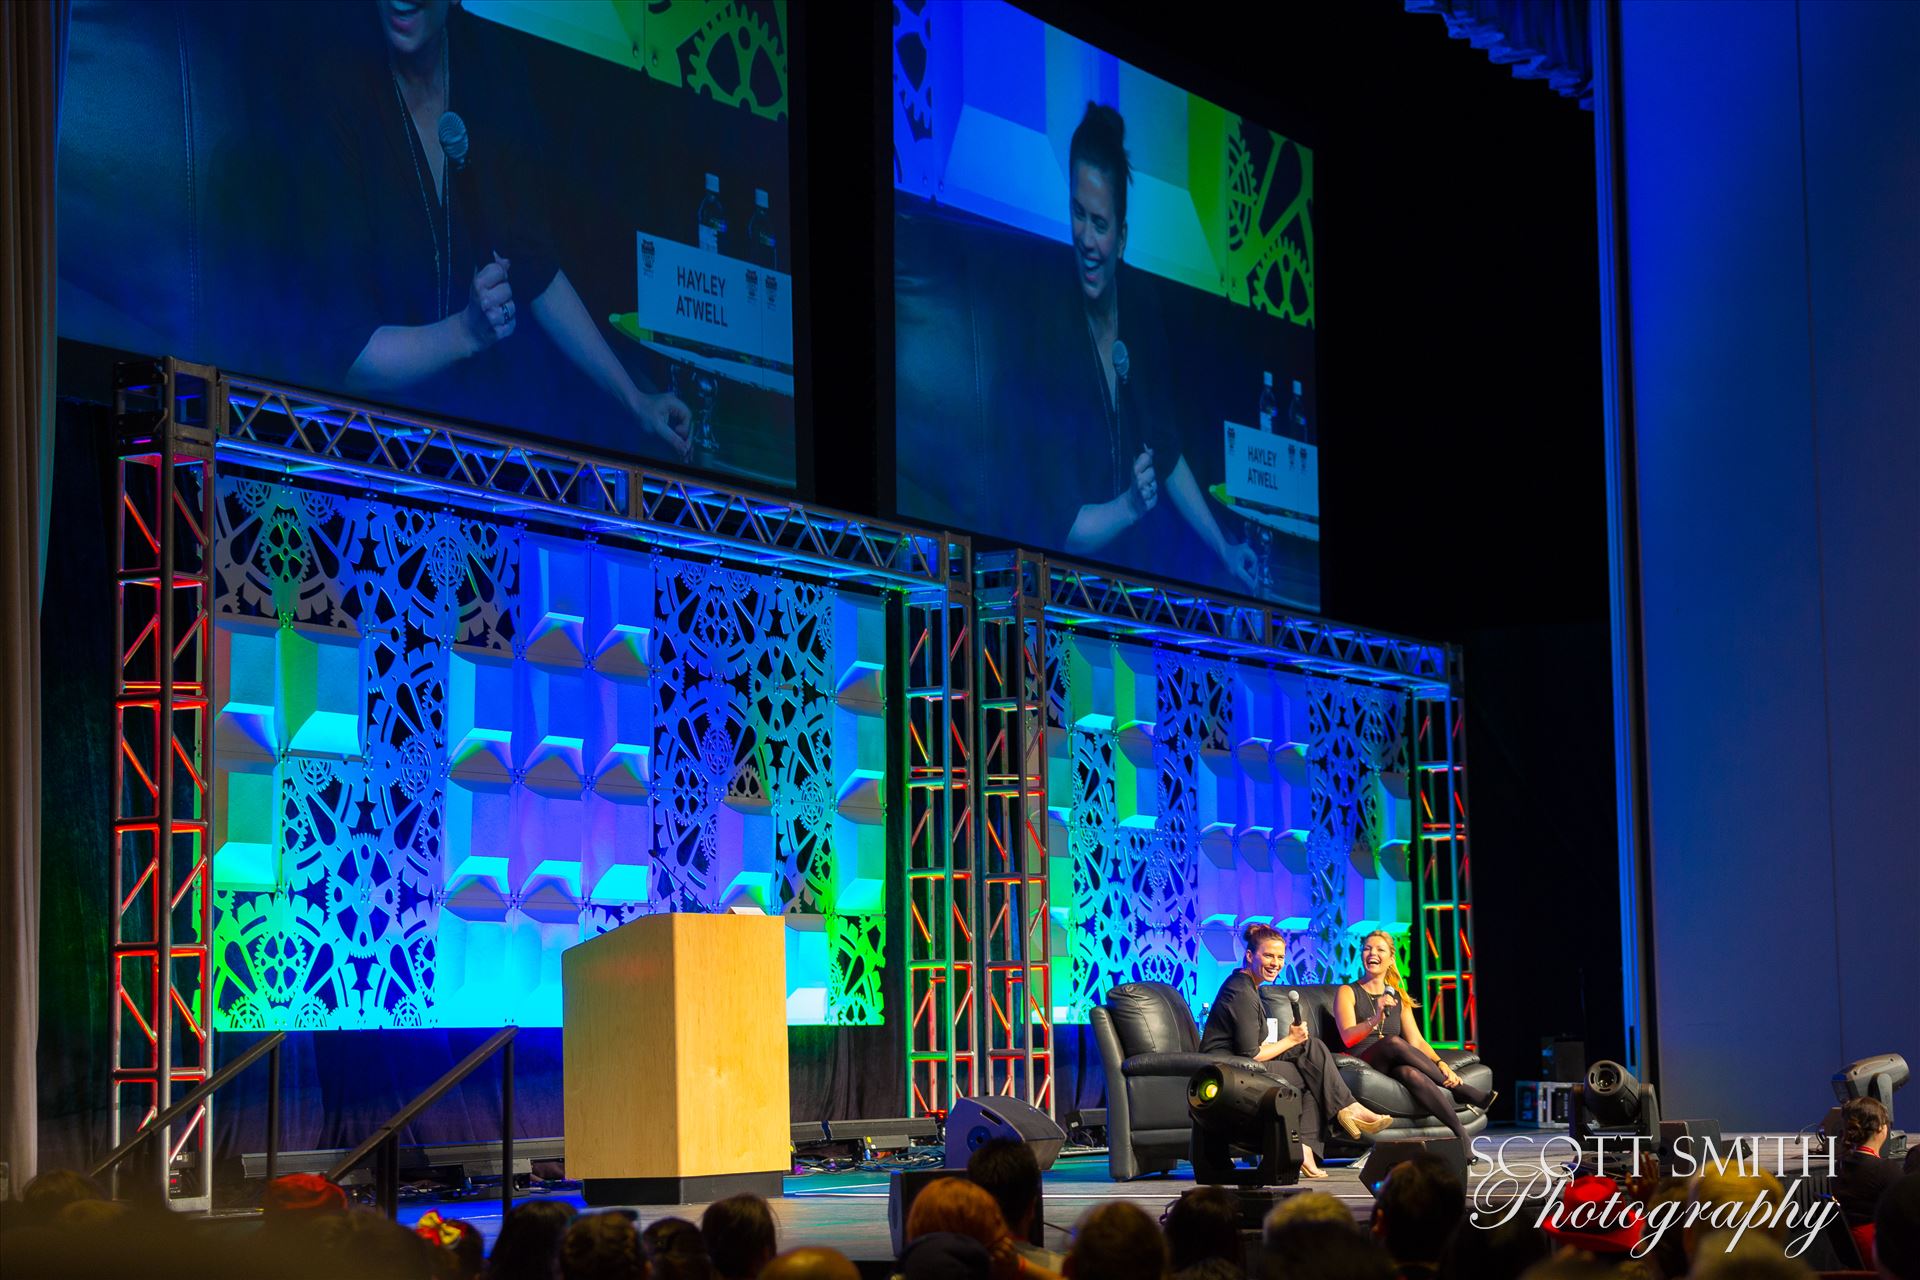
[382,1126,1668,1265]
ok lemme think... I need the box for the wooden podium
[563,912,788,1204]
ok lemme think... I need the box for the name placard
[635,234,793,367]
[1224,422,1319,518]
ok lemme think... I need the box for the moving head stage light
[1833,1053,1908,1113]
[1570,1060,1663,1176]
[1818,1053,1909,1161]
[1187,1063,1305,1187]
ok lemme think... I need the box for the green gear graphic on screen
[666,2,789,121]
[469,1,789,121]
[1226,122,1315,328]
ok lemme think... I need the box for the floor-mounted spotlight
[1570,1060,1662,1176]
[1187,1063,1305,1187]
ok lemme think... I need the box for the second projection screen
[893,1,1320,608]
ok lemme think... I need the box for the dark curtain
[214,1030,565,1163]
[789,1027,907,1124]
[1054,1025,1106,1116]
[4,0,70,1190]
[1406,0,1594,107]
[35,396,116,1178]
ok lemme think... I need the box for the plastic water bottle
[747,188,777,270]
[1288,379,1312,444]
[1258,371,1279,432]
[698,173,727,255]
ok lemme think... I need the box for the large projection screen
[892,0,1320,609]
[59,0,797,488]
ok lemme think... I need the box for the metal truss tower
[903,573,977,1117]
[111,361,218,1207]
[1412,680,1478,1050]
[974,555,1055,1112]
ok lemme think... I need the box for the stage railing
[327,1026,518,1220]
[90,1032,287,1202]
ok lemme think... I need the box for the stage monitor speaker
[1359,1138,1468,1199]
[943,1096,1066,1172]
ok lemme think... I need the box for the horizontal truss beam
[975,550,1452,690]
[194,372,965,593]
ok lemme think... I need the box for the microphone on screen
[1111,338,1147,464]
[438,112,510,271]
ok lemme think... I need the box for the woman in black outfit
[1836,1095,1900,1263]
[312,0,690,456]
[1057,102,1256,590]
[1200,924,1391,1177]
[1336,930,1493,1157]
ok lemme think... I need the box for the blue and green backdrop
[208,478,890,1032]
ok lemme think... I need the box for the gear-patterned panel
[210,476,888,1029]
[1046,628,1412,1025]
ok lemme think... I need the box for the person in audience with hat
[1538,1175,1646,1265]
[260,1172,350,1232]
[413,1210,484,1279]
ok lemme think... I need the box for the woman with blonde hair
[1336,930,1493,1156]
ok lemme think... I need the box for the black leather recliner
[1092,981,1493,1181]
[1090,982,1261,1180]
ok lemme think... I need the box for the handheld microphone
[1288,989,1303,1032]
[438,112,509,271]
[1111,338,1149,463]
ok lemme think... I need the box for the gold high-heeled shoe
[1338,1104,1394,1139]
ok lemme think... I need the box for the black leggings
[1360,1036,1489,1146]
